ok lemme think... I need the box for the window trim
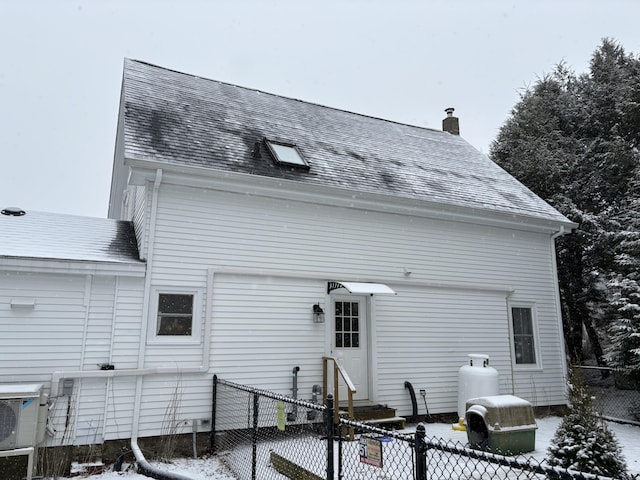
[264,139,309,169]
[148,287,203,345]
[508,303,542,370]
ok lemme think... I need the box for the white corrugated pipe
[131,441,195,480]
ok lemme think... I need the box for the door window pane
[334,301,360,349]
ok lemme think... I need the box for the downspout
[46,166,211,478]
[130,168,163,474]
[127,179,214,479]
[287,366,300,422]
[550,226,569,396]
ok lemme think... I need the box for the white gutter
[126,158,577,235]
[550,226,570,398]
[50,367,193,398]
[130,168,163,461]
[128,168,192,478]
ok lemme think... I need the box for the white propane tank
[457,354,499,422]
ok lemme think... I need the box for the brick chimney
[442,107,460,135]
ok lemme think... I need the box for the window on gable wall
[265,139,309,168]
[157,293,194,336]
[511,306,538,365]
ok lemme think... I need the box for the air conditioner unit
[0,384,46,451]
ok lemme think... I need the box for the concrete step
[340,404,397,420]
[362,416,406,430]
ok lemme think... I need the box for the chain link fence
[211,376,328,480]
[422,436,610,480]
[576,366,640,425]
[211,376,624,480]
[336,419,416,479]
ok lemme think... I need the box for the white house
[1,59,576,455]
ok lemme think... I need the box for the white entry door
[332,297,369,400]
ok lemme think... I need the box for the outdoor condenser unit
[0,384,46,451]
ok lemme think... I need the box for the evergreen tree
[606,174,640,381]
[547,369,629,478]
[491,39,640,367]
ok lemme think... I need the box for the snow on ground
[419,416,640,476]
[55,417,639,479]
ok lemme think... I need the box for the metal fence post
[326,393,335,480]
[252,392,259,480]
[337,423,343,480]
[415,423,427,480]
[211,375,217,453]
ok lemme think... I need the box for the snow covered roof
[121,59,572,225]
[0,210,142,264]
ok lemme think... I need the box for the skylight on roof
[265,140,309,168]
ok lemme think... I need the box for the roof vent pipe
[442,108,460,135]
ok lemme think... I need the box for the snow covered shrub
[547,369,629,478]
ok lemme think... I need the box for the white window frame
[148,287,203,345]
[508,303,542,370]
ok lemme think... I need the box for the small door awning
[327,281,397,295]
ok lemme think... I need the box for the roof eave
[125,157,576,235]
[0,256,146,277]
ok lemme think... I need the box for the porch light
[312,303,325,323]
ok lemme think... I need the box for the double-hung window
[157,293,194,336]
[150,287,202,343]
[510,306,540,367]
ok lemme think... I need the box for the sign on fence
[276,401,285,431]
[359,436,383,467]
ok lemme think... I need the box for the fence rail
[211,375,623,480]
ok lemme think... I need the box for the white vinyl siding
[83,276,117,368]
[210,274,326,390]
[151,185,550,284]
[143,184,565,412]
[0,271,144,445]
[133,184,148,259]
[374,287,511,414]
[1,174,567,446]
[0,273,87,381]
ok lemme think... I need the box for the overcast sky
[2,0,639,218]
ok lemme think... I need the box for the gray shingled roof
[123,59,570,224]
[0,210,141,264]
